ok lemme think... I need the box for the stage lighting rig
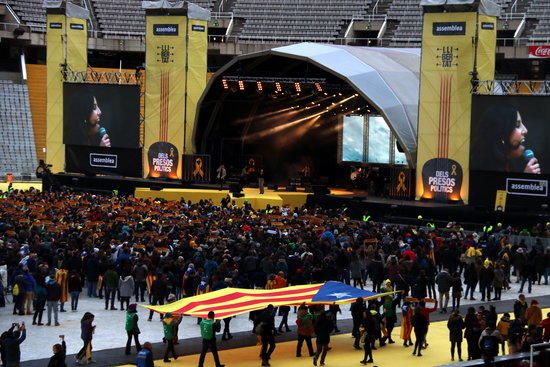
[222,79,229,90]
[238,80,245,91]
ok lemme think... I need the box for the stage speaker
[151,186,163,191]
[311,184,329,196]
[229,181,244,197]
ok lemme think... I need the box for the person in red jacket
[420,298,438,348]
[541,312,550,342]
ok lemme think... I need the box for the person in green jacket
[198,311,224,367]
[103,267,119,310]
[125,303,141,355]
[162,313,178,363]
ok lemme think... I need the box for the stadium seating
[0,79,37,179]
[6,0,46,29]
[527,0,550,42]
[233,0,372,41]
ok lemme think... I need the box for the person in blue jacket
[137,342,154,367]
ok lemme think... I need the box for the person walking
[450,271,462,311]
[103,266,119,310]
[162,313,178,363]
[32,278,47,325]
[136,342,154,367]
[119,273,135,311]
[295,305,314,357]
[525,300,542,328]
[464,307,482,360]
[351,297,365,350]
[435,268,452,313]
[258,169,265,194]
[258,305,276,367]
[400,298,414,347]
[513,294,528,322]
[412,307,428,357]
[75,312,95,365]
[313,310,334,366]
[148,274,167,321]
[47,335,66,367]
[198,311,225,367]
[125,304,142,355]
[447,310,465,361]
[68,270,82,311]
[133,261,148,303]
[360,309,377,364]
[46,275,61,326]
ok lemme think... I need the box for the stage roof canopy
[196,43,421,166]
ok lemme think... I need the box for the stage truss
[61,67,146,147]
[472,80,550,95]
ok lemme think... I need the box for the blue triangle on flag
[311,281,378,302]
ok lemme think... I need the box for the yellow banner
[416,12,496,204]
[144,16,187,179]
[185,19,208,154]
[46,14,65,173]
[46,14,87,173]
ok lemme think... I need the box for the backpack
[481,334,499,355]
[12,283,20,296]
[254,321,266,335]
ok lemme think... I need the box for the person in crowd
[103,266,119,311]
[55,267,69,313]
[47,335,66,367]
[133,261,148,303]
[295,304,314,358]
[148,274,167,322]
[32,277,47,325]
[412,306,428,357]
[125,303,142,355]
[46,274,61,326]
[137,342,154,367]
[492,263,505,301]
[76,312,95,365]
[1,323,26,367]
[162,313,178,363]
[435,268,452,313]
[450,271,462,311]
[540,312,550,342]
[447,310,465,361]
[119,273,135,311]
[351,297,366,350]
[361,308,377,364]
[479,323,502,365]
[258,305,276,367]
[198,311,224,367]
[313,310,334,366]
[400,298,414,347]
[496,313,511,355]
[514,294,528,322]
[464,307,482,361]
[68,270,82,312]
[524,299,542,327]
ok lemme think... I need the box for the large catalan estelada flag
[144,281,392,319]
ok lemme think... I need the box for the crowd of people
[0,188,548,367]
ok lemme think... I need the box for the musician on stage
[216,164,227,190]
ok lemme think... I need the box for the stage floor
[135,187,310,209]
[117,310,548,367]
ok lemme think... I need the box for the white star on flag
[328,292,352,299]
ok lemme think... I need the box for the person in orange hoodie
[540,312,550,342]
[524,300,542,327]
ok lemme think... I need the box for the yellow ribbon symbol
[193,158,204,179]
[451,164,457,176]
[396,171,407,193]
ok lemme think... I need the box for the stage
[135,187,310,210]
[5,173,546,227]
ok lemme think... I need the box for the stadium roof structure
[196,43,421,166]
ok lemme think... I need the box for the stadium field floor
[117,309,549,367]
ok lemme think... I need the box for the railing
[472,80,550,96]
[3,19,550,47]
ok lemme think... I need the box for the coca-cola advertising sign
[528,45,550,58]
